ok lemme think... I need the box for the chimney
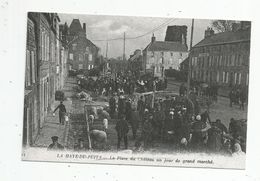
[204,27,214,38]
[151,33,156,43]
[83,23,86,33]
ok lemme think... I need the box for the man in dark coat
[125,98,132,122]
[190,115,207,151]
[179,83,187,96]
[229,118,240,138]
[115,115,129,149]
[142,115,153,149]
[207,125,222,152]
[239,89,247,110]
[137,96,145,123]
[215,119,228,134]
[47,136,64,151]
[174,111,184,143]
[53,101,67,125]
[229,90,235,107]
[153,105,165,139]
[118,95,126,118]
[109,94,116,118]
[130,108,140,139]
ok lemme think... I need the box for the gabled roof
[194,29,250,48]
[144,41,188,52]
[69,19,84,35]
[70,36,98,49]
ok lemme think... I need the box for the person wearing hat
[53,101,67,125]
[137,96,145,123]
[47,136,64,150]
[190,114,207,151]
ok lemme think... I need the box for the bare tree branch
[211,20,235,33]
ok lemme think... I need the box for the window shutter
[26,50,30,86]
[31,51,35,83]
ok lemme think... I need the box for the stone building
[23,12,67,146]
[64,19,99,71]
[108,58,129,78]
[190,22,251,93]
[24,14,39,146]
[128,49,144,77]
[143,33,189,78]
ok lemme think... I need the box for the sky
[58,13,213,59]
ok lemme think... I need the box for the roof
[180,57,189,65]
[194,29,250,48]
[144,41,188,52]
[70,36,98,49]
[129,50,142,61]
[69,19,84,35]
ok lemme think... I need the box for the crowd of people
[47,72,247,157]
[106,91,247,156]
[77,73,167,97]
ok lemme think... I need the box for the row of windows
[69,53,93,62]
[78,64,94,70]
[151,51,183,58]
[191,54,247,68]
[192,70,249,86]
[192,42,250,54]
[72,44,90,52]
[25,50,36,87]
[40,27,50,61]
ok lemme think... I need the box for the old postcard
[22,12,250,169]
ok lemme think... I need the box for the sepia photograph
[22,12,251,169]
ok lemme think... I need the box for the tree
[211,20,236,33]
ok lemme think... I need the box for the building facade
[108,58,129,79]
[64,19,99,71]
[128,49,144,77]
[23,12,67,146]
[143,34,189,78]
[190,23,251,91]
[24,15,39,146]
